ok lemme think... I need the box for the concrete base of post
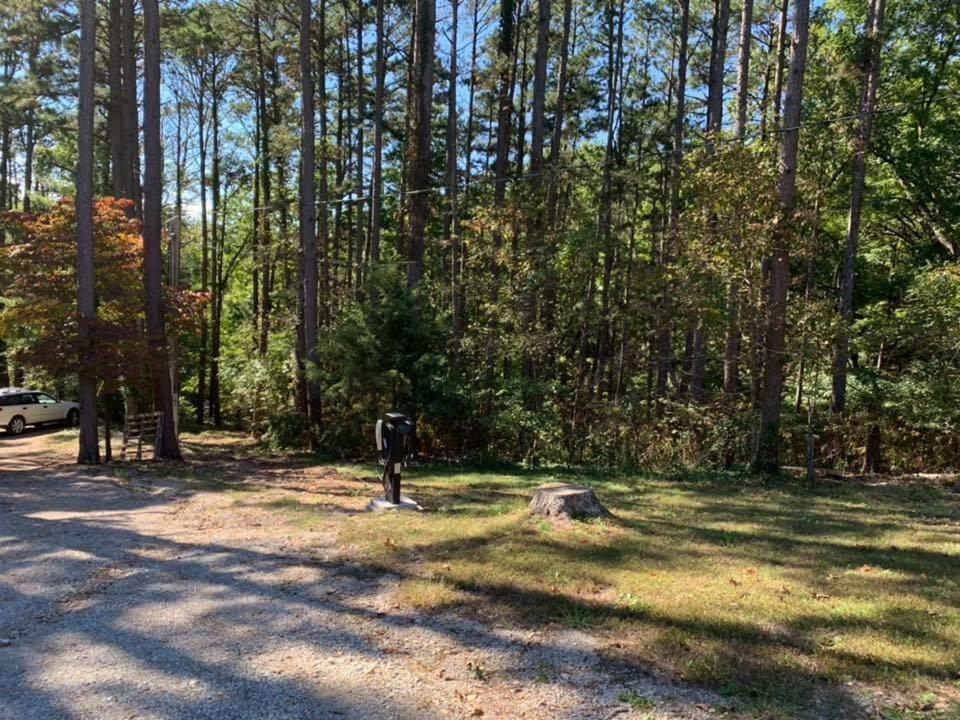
[367,496,421,513]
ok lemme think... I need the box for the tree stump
[529,484,610,520]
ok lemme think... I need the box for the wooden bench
[120,411,163,461]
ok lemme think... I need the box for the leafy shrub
[263,411,313,451]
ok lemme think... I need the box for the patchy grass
[42,427,959,719]
[394,577,468,611]
[617,689,657,712]
[292,464,960,719]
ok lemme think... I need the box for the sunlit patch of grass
[227,459,960,718]
[394,577,467,611]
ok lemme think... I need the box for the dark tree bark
[546,0,572,226]
[142,0,181,458]
[772,0,789,133]
[301,0,322,436]
[519,0,549,384]
[208,63,222,428]
[370,0,385,267]
[734,0,753,139]
[254,0,273,355]
[691,0,731,404]
[319,0,331,325]
[196,63,209,425]
[656,0,689,398]
[354,1,366,289]
[22,36,38,212]
[76,0,99,464]
[706,0,731,135]
[754,0,811,473]
[492,0,515,212]
[832,0,886,414]
[446,0,461,324]
[108,0,125,198]
[723,0,753,399]
[406,0,436,288]
[862,424,881,473]
[122,0,141,215]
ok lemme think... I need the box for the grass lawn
[39,430,960,718]
[268,463,960,719]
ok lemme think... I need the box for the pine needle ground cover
[270,465,960,719]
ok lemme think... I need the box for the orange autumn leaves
[0,197,206,390]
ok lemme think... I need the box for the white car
[0,388,80,435]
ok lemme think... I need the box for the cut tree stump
[529,484,611,520]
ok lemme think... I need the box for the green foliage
[316,269,470,456]
[263,411,313,451]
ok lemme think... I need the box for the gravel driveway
[0,442,722,720]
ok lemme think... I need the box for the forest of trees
[0,0,958,472]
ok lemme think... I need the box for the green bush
[263,412,313,451]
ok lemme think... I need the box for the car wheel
[7,416,26,436]
[67,409,79,427]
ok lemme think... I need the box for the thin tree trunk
[143,0,181,459]
[520,0,549,382]
[735,0,753,138]
[301,0,323,437]
[772,0,789,133]
[832,0,886,413]
[122,0,140,215]
[254,0,273,355]
[354,2,366,289]
[447,0,460,328]
[369,0,385,267]
[22,38,38,211]
[169,99,185,435]
[209,66,222,428]
[754,0,810,472]
[319,0,330,325]
[76,0,99,464]
[108,0,124,198]
[406,0,436,288]
[196,73,208,425]
[723,0,753,398]
[657,0,689,398]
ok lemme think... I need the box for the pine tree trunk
[254,0,273,355]
[108,0,124,198]
[656,0,689,398]
[76,0,99,464]
[832,0,886,414]
[447,0,460,328]
[406,0,436,288]
[301,0,322,438]
[209,67,222,428]
[772,0,789,133]
[754,0,811,473]
[142,0,181,459]
[319,0,330,325]
[370,0,385,267]
[122,0,140,215]
[196,76,208,425]
[723,0,753,399]
[354,5,366,289]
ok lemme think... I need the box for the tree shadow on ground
[4,463,957,720]
[0,467,727,720]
